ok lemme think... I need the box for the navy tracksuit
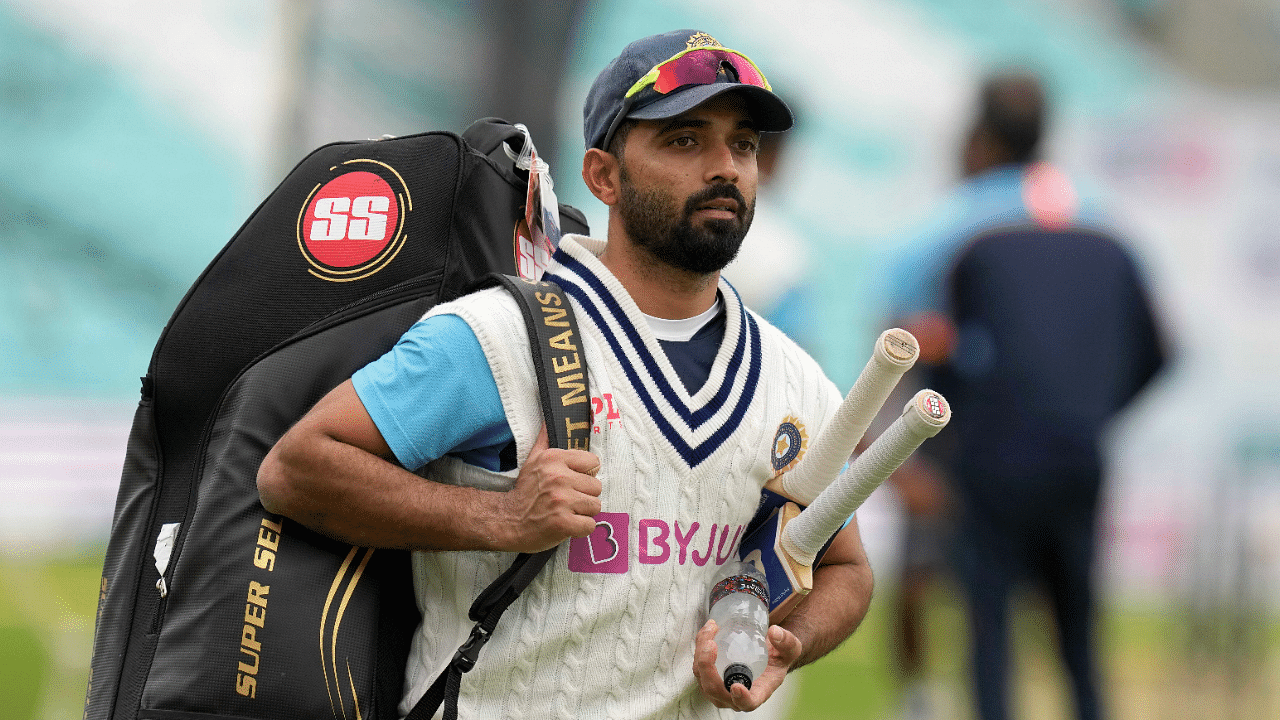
[929,224,1165,720]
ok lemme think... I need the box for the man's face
[615,94,759,275]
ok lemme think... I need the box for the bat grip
[780,328,918,505]
[780,390,950,566]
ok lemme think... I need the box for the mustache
[682,184,747,220]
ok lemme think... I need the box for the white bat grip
[780,328,919,504]
[781,389,951,566]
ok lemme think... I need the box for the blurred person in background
[879,373,958,720]
[883,71,1167,720]
[722,102,821,355]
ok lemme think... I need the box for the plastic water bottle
[707,559,770,691]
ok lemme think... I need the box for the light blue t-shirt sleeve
[885,193,973,320]
[352,314,513,471]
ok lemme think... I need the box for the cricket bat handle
[780,389,951,566]
[778,328,919,504]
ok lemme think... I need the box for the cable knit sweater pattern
[398,236,842,719]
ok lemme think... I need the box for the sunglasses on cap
[600,46,772,151]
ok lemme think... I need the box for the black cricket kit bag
[85,118,588,720]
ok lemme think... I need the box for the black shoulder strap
[492,274,593,452]
[407,273,590,720]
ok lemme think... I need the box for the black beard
[618,174,754,275]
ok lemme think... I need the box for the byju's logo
[568,512,629,574]
[568,513,746,575]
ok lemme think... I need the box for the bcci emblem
[770,416,808,477]
[686,31,721,49]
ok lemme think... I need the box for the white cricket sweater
[399,235,842,720]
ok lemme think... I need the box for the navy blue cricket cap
[583,29,793,152]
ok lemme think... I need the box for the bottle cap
[723,663,753,692]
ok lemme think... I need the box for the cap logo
[686,31,721,49]
[297,159,410,282]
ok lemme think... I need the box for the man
[258,29,874,719]
[887,73,1166,720]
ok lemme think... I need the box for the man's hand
[692,621,802,712]
[493,424,602,553]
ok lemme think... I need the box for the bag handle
[406,274,589,720]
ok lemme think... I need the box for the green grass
[786,578,969,719]
[782,578,1280,720]
[0,547,102,720]
[0,625,48,720]
[788,600,898,719]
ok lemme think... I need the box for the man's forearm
[777,547,874,669]
[259,431,509,551]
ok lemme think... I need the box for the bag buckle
[451,623,491,673]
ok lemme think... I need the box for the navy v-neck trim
[545,249,763,468]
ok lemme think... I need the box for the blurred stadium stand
[0,0,1278,717]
